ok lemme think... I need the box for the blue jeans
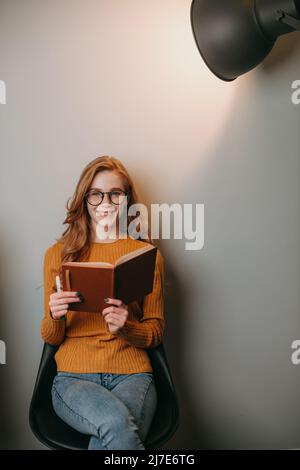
[51,371,157,450]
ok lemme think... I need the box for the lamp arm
[276,10,300,31]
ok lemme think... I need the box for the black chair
[29,341,179,450]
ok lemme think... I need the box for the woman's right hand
[49,291,82,320]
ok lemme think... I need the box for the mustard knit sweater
[41,237,165,373]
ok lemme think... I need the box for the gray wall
[1,0,300,450]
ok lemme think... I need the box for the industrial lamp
[190,0,300,81]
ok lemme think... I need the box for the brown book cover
[61,244,157,313]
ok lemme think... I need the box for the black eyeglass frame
[84,189,131,206]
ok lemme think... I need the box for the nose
[102,193,111,204]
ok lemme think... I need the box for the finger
[102,306,115,315]
[50,297,80,307]
[55,310,68,317]
[104,313,121,325]
[102,308,122,318]
[51,292,80,302]
[104,298,122,307]
[51,304,69,313]
[58,291,82,299]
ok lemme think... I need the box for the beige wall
[1,0,300,449]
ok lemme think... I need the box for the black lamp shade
[190,0,300,81]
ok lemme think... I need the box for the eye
[90,190,102,196]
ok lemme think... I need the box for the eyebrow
[90,187,125,191]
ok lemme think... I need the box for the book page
[62,261,113,268]
[62,245,155,268]
[115,244,155,267]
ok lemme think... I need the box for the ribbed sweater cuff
[41,315,66,345]
[115,319,164,349]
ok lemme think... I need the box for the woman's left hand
[102,298,128,334]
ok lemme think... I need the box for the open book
[62,244,157,313]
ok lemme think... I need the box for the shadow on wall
[159,248,209,450]
[0,249,17,450]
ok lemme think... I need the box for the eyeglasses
[85,189,130,206]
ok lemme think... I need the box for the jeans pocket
[142,372,154,382]
[134,372,153,383]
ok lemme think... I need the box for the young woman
[41,155,165,450]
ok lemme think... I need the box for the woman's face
[86,170,128,240]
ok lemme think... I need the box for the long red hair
[56,155,154,280]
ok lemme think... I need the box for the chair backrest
[29,341,179,450]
